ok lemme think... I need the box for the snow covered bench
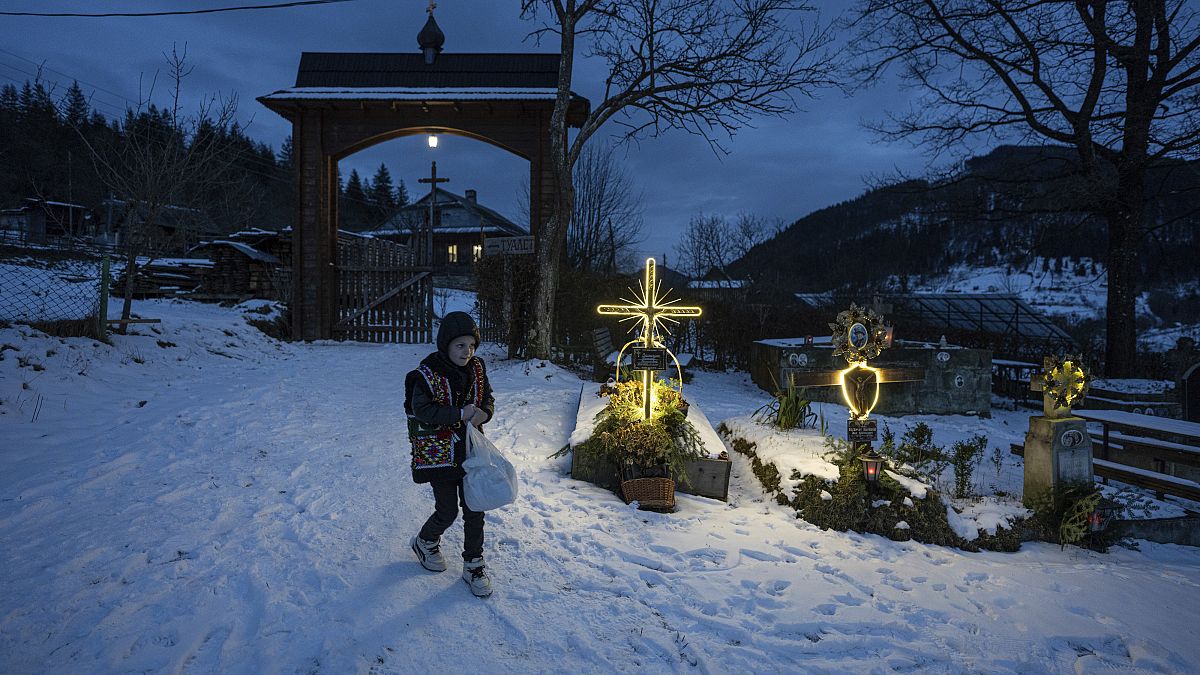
[1092,459,1200,504]
[590,327,694,382]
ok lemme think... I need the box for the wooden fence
[335,235,432,343]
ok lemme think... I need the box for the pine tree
[340,169,369,231]
[345,169,366,204]
[368,163,397,224]
[277,135,293,170]
[395,178,409,207]
[61,81,90,128]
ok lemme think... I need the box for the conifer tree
[61,81,90,129]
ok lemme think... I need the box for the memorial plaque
[847,418,878,443]
[631,347,668,371]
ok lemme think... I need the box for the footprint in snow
[833,593,865,606]
[740,548,782,562]
[767,580,792,596]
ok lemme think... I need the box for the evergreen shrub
[718,422,1025,552]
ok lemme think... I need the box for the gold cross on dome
[597,257,701,348]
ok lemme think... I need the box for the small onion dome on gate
[418,5,445,65]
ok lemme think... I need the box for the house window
[472,244,482,261]
[447,244,458,263]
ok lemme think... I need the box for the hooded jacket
[404,314,494,483]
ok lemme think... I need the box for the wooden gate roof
[294,52,561,88]
[260,52,589,125]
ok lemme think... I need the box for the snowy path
[3,302,1200,673]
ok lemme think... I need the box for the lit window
[447,244,458,263]
[472,244,482,261]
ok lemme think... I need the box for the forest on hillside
[730,146,1200,298]
[0,79,407,236]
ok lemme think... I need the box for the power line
[0,0,356,18]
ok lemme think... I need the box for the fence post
[98,253,110,339]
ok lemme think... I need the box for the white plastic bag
[462,424,518,511]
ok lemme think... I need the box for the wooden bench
[1092,459,1200,504]
[1011,407,1200,504]
[1011,441,1200,504]
[591,327,622,381]
[590,327,694,382]
[1087,430,1200,473]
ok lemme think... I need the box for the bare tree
[76,45,237,332]
[568,142,644,274]
[847,0,1200,376]
[519,0,836,359]
[675,212,771,279]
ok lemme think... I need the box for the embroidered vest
[408,360,486,471]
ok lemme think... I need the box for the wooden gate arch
[259,50,588,342]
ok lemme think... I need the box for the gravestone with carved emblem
[1023,355,1095,506]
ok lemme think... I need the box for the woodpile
[195,241,281,300]
[112,258,212,297]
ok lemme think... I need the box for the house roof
[689,279,748,290]
[380,188,526,237]
[191,240,280,264]
[795,292,1074,344]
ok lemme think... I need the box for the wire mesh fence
[0,249,108,339]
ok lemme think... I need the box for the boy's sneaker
[462,557,493,597]
[411,536,447,572]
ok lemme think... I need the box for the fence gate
[335,235,432,343]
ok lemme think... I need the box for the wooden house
[0,198,92,244]
[376,188,526,276]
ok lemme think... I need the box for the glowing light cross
[597,257,702,419]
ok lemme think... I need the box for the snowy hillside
[908,257,1200,352]
[3,298,1200,673]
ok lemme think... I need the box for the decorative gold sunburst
[829,303,890,364]
[1043,355,1090,411]
[597,257,701,346]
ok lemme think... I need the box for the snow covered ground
[3,298,1200,673]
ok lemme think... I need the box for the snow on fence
[0,258,103,335]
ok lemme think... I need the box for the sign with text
[631,347,668,371]
[483,235,535,256]
[847,418,878,443]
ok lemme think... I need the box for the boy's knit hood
[437,311,481,354]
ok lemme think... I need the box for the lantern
[1089,499,1119,533]
[861,450,885,485]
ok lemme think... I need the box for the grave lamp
[861,450,885,485]
[1088,499,1119,533]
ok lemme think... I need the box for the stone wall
[750,339,992,416]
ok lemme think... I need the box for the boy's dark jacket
[404,351,494,483]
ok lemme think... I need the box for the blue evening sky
[0,0,936,264]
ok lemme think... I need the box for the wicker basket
[621,477,676,511]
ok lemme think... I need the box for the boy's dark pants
[419,478,484,560]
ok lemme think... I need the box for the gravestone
[750,339,991,416]
[1023,356,1094,506]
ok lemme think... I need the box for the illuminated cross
[597,257,702,419]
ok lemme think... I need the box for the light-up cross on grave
[787,303,925,451]
[597,257,702,420]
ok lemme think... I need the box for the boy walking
[404,311,495,597]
